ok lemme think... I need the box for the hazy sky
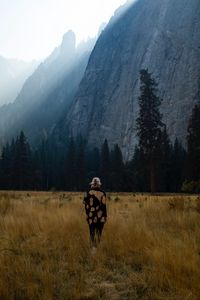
[0,0,128,61]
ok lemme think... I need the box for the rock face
[65,0,200,160]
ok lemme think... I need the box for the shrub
[181,180,200,193]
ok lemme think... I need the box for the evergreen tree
[186,102,200,181]
[0,143,11,189]
[9,139,17,188]
[39,141,50,190]
[86,146,101,188]
[32,148,43,190]
[158,126,173,192]
[128,146,148,192]
[13,131,33,190]
[76,136,86,190]
[47,139,61,190]
[65,137,76,190]
[100,139,110,189]
[110,144,124,191]
[33,140,53,191]
[171,138,186,192]
[136,69,164,192]
[87,147,100,180]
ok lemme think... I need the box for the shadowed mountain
[63,0,200,160]
[0,31,96,146]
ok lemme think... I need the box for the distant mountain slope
[0,31,96,146]
[64,0,200,160]
[0,56,38,105]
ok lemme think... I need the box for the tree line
[0,69,199,192]
[0,133,126,191]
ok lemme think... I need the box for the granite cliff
[64,0,200,160]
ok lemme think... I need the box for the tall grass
[0,192,199,299]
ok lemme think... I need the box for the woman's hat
[90,177,102,186]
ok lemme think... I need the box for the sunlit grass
[0,191,199,299]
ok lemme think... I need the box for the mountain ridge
[0,31,96,146]
[63,0,200,160]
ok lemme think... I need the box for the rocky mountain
[64,0,200,160]
[0,56,38,105]
[0,31,96,146]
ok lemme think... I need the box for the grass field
[0,191,200,300]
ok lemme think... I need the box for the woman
[83,177,107,248]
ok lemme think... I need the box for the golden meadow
[0,191,199,300]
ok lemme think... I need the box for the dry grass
[0,191,200,300]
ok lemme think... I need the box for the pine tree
[65,137,76,190]
[9,139,17,188]
[171,138,186,192]
[186,102,200,181]
[159,126,173,192]
[100,139,110,189]
[32,148,43,190]
[76,136,86,190]
[136,69,164,192]
[87,147,100,176]
[110,144,124,191]
[0,143,11,189]
[128,146,148,192]
[13,131,33,190]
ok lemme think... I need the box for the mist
[0,0,135,106]
[0,0,130,61]
[0,57,38,106]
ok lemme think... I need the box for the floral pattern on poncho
[83,188,107,225]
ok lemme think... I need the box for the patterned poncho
[83,187,107,225]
